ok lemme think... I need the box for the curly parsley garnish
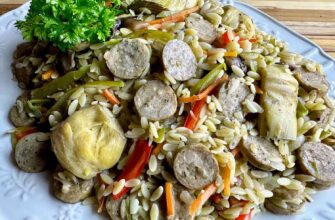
[16,0,123,51]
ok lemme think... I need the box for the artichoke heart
[222,6,255,40]
[128,0,198,13]
[260,64,299,140]
[51,105,126,179]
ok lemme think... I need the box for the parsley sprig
[16,0,123,51]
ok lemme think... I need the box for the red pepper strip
[112,139,152,200]
[15,127,38,141]
[184,98,207,131]
[217,31,257,47]
[236,210,252,220]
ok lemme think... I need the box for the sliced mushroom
[52,167,94,203]
[134,80,177,121]
[104,38,151,79]
[240,136,284,171]
[13,42,34,59]
[173,144,219,190]
[59,51,75,73]
[297,142,335,186]
[162,39,197,81]
[11,56,35,89]
[185,16,217,43]
[15,132,51,173]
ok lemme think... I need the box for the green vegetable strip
[297,99,309,118]
[128,30,174,43]
[154,127,165,143]
[16,0,124,51]
[190,63,226,95]
[32,65,90,99]
[47,80,124,115]
[47,89,76,115]
[82,80,125,88]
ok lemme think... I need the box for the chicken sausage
[163,39,197,81]
[104,38,151,79]
[173,144,219,190]
[134,80,177,121]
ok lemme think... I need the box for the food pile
[8,0,335,219]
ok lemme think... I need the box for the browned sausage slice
[297,142,335,186]
[240,136,284,171]
[218,77,250,120]
[52,167,94,204]
[272,185,304,200]
[185,16,217,43]
[162,39,197,81]
[293,67,329,94]
[173,144,219,190]
[134,80,177,121]
[264,199,304,215]
[104,39,151,79]
[15,132,51,173]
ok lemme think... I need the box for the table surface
[0,0,334,59]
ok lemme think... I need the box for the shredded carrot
[41,69,54,81]
[148,6,199,26]
[103,89,120,105]
[153,142,164,156]
[179,75,229,103]
[255,84,264,94]
[189,183,217,218]
[165,182,174,218]
[224,51,238,57]
[222,165,231,197]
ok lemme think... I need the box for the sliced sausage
[225,56,247,73]
[106,196,124,220]
[104,38,151,79]
[313,108,335,132]
[13,42,34,59]
[173,184,195,220]
[240,136,284,171]
[264,199,304,215]
[15,132,51,173]
[173,144,219,190]
[134,80,177,121]
[185,16,217,43]
[272,185,304,200]
[52,168,94,203]
[293,67,329,94]
[9,97,35,127]
[218,77,250,120]
[162,39,197,81]
[297,142,335,186]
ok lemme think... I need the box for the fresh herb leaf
[16,0,123,51]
